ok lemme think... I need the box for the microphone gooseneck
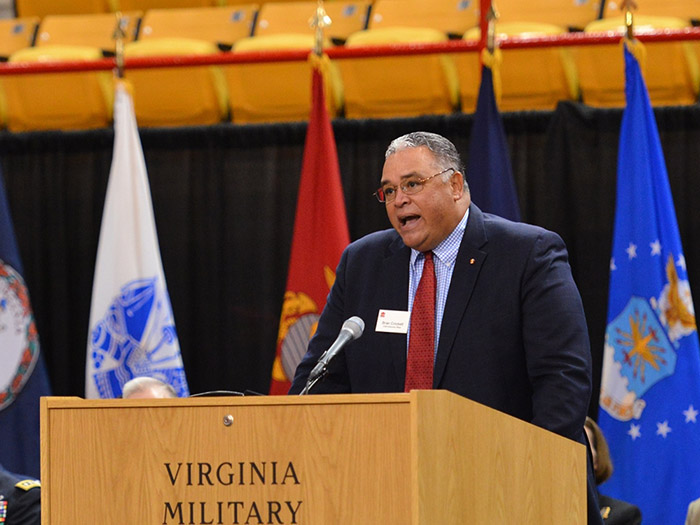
[299,316,365,395]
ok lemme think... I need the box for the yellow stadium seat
[368,0,478,37]
[253,1,370,43]
[35,12,141,55]
[574,16,699,107]
[218,0,264,5]
[123,38,229,126]
[0,17,39,60]
[115,0,214,11]
[225,33,342,123]
[456,23,579,113]
[219,0,311,4]
[604,0,700,24]
[339,27,459,119]
[1,45,113,131]
[495,0,602,31]
[15,0,113,18]
[137,6,257,48]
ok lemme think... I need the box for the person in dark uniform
[585,417,642,525]
[0,464,40,525]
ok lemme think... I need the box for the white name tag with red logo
[375,309,410,334]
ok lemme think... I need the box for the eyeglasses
[374,167,455,203]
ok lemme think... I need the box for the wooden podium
[41,390,585,524]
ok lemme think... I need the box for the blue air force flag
[86,82,188,399]
[0,170,51,478]
[598,45,700,525]
[465,63,521,222]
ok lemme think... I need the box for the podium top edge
[40,392,419,409]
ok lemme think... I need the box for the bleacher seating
[495,0,602,31]
[221,2,359,123]
[254,1,370,43]
[0,0,699,130]
[604,0,700,24]
[15,0,113,18]
[138,6,258,48]
[367,0,478,38]
[0,17,38,59]
[115,0,214,12]
[35,12,141,54]
[226,33,342,122]
[338,0,473,119]
[575,15,699,107]
[1,45,113,131]
[124,38,229,126]
[458,23,579,112]
[121,6,260,126]
[341,27,459,118]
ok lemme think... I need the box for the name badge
[376,309,410,334]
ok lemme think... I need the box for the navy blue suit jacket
[290,204,601,522]
[291,205,591,438]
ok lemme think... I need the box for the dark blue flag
[465,64,521,221]
[598,44,700,525]
[0,170,51,478]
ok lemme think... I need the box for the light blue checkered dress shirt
[408,208,470,358]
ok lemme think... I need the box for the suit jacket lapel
[379,234,411,388]
[433,204,488,387]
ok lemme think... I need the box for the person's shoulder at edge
[0,464,41,524]
[598,494,642,525]
[687,496,700,525]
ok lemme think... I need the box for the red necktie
[405,251,436,391]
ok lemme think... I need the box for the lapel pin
[470,258,475,265]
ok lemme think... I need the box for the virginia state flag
[85,82,188,399]
[0,170,51,478]
[465,63,521,222]
[598,44,700,525]
[269,61,350,394]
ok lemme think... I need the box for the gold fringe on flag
[623,38,647,76]
[481,47,503,107]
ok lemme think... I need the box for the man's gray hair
[122,376,177,399]
[385,131,466,183]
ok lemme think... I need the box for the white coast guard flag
[85,82,189,399]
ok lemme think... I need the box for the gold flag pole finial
[486,1,499,54]
[621,0,638,41]
[113,11,126,78]
[310,0,331,57]
[625,8,634,41]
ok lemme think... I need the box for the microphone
[300,316,365,395]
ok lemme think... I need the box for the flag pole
[269,0,349,395]
[113,11,126,79]
[311,0,331,58]
[479,1,502,107]
[479,0,490,51]
[486,1,498,55]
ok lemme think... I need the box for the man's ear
[451,171,465,199]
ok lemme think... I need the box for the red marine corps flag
[269,54,350,395]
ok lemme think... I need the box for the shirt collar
[410,207,470,268]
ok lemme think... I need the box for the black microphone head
[342,316,365,340]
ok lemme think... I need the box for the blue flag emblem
[606,296,676,405]
[89,277,188,398]
[0,261,40,409]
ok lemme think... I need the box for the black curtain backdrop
[2,102,700,419]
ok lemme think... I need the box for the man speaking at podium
[289,131,601,524]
